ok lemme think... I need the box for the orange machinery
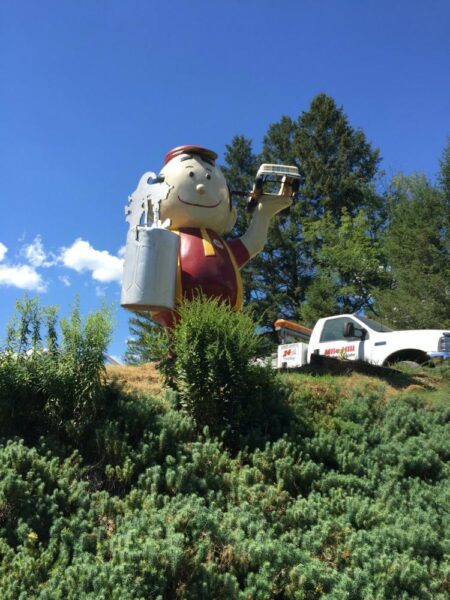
[274,319,312,345]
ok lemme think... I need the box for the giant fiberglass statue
[121,145,299,327]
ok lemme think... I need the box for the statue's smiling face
[159,154,236,233]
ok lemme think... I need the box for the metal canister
[120,226,180,311]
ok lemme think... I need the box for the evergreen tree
[124,312,165,364]
[373,173,450,329]
[294,94,382,221]
[223,94,384,330]
[221,136,260,305]
[438,136,450,196]
[222,135,259,237]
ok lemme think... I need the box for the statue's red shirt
[152,228,250,328]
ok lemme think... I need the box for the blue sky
[1,0,449,361]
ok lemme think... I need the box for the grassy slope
[106,362,162,396]
[107,360,449,408]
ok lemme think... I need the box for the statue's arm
[239,194,292,259]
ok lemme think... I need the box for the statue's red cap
[164,145,218,165]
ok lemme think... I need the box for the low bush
[1,386,449,599]
[1,297,450,598]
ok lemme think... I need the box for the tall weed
[0,296,112,442]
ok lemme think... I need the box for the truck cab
[307,314,450,366]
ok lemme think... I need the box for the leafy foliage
[373,174,450,329]
[438,137,450,196]
[1,298,450,598]
[301,209,386,324]
[0,296,112,442]
[171,296,278,443]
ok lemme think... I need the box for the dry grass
[105,359,445,407]
[106,362,162,396]
[107,362,401,404]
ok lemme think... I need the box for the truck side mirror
[343,322,355,338]
[344,322,368,340]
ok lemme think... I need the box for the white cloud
[60,239,123,283]
[0,263,47,292]
[58,275,71,287]
[118,245,126,259]
[0,242,7,262]
[0,240,47,291]
[0,236,123,293]
[23,235,56,267]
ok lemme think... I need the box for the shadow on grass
[289,354,436,391]
[235,377,313,453]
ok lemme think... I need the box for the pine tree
[221,136,260,305]
[438,136,450,196]
[294,94,381,221]
[223,94,384,330]
[373,173,450,329]
[124,312,166,364]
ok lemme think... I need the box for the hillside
[2,357,449,599]
[106,359,447,406]
[106,362,162,396]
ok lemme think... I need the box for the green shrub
[0,296,112,443]
[1,383,450,599]
[1,296,450,598]
[171,296,276,441]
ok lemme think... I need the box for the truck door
[314,316,366,361]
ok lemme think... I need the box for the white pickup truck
[275,314,450,368]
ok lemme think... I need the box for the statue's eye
[206,174,211,180]
[189,171,194,177]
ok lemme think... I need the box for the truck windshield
[356,315,392,333]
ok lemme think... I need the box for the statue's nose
[196,184,206,195]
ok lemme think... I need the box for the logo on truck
[283,347,297,358]
[324,345,355,356]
